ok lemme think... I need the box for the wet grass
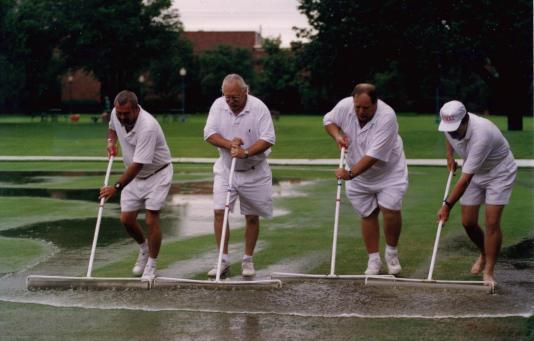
[0,166,532,339]
[0,197,119,232]
[0,237,47,273]
[86,167,533,282]
[0,301,532,340]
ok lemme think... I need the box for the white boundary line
[0,156,532,167]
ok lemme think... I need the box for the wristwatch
[443,200,453,209]
[244,149,249,158]
[348,170,355,179]
[114,182,123,192]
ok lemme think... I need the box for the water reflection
[0,217,125,249]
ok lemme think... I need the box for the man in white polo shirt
[203,74,276,278]
[99,90,173,281]
[323,83,408,276]
[437,100,517,284]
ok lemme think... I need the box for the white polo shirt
[323,97,407,184]
[109,106,172,178]
[446,113,516,174]
[203,94,276,171]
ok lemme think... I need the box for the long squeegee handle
[215,157,237,282]
[329,147,346,276]
[87,156,114,277]
[427,169,455,281]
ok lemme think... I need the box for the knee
[245,215,259,226]
[485,221,501,235]
[120,213,136,228]
[214,210,225,221]
[462,216,479,230]
[145,210,160,229]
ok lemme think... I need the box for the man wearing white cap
[324,83,408,276]
[437,100,517,284]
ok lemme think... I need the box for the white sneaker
[385,252,402,275]
[207,259,230,278]
[141,263,156,281]
[365,257,382,275]
[241,259,256,277]
[132,250,149,277]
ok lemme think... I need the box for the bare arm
[335,155,379,180]
[206,133,233,150]
[231,139,272,159]
[324,123,348,148]
[106,129,118,157]
[445,138,457,172]
[99,163,144,199]
[437,172,474,222]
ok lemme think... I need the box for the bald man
[324,83,408,276]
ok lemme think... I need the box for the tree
[256,38,301,113]
[296,0,532,129]
[58,0,189,104]
[1,0,67,112]
[198,45,255,107]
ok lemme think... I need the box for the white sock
[368,252,380,262]
[222,254,229,263]
[146,257,157,268]
[243,255,253,262]
[139,240,148,254]
[385,245,398,255]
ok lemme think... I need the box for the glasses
[222,90,246,101]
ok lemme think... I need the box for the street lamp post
[138,75,145,105]
[435,19,451,123]
[179,67,187,114]
[67,75,74,115]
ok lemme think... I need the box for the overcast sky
[172,0,310,47]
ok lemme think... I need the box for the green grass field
[0,113,532,159]
[0,114,532,339]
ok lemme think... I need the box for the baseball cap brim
[438,120,462,132]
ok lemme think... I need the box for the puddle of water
[0,217,126,249]
[0,170,532,333]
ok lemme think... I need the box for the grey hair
[221,74,249,92]
[114,90,138,108]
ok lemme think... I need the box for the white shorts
[345,172,408,218]
[213,159,273,218]
[121,164,173,212]
[461,158,517,206]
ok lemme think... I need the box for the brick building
[62,31,264,107]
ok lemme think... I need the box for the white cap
[438,100,467,132]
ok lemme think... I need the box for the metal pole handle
[87,156,114,277]
[215,158,237,282]
[329,147,346,276]
[427,169,454,281]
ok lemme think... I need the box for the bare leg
[145,210,162,259]
[121,211,145,244]
[214,209,230,254]
[361,208,380,253]
[461,205,486,274]
[483,205,504,283]
[380,206,402,247]
[244,215,259,256]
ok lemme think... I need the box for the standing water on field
[0,170,532,339]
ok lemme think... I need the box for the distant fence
[0,156,533,168]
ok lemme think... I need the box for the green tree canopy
[296,0,532,128]
[198,45,255,107]
[58,0,189,102]
[256,38,301,113]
